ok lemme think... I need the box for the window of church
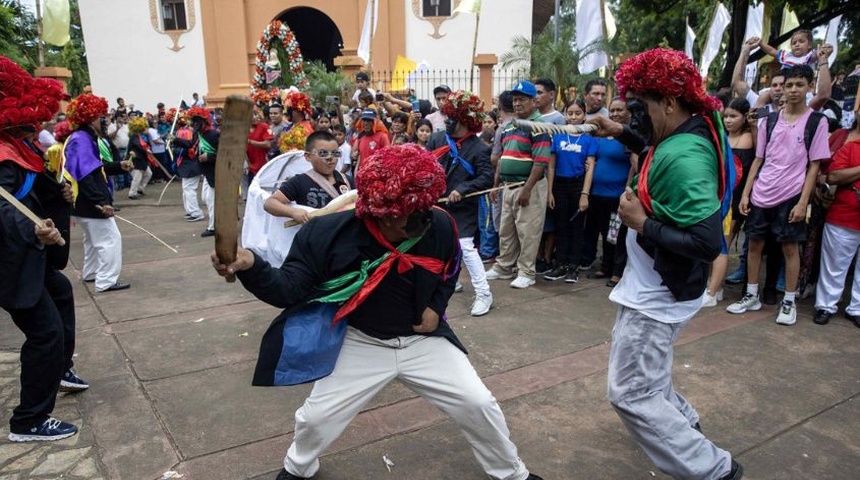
[161,0,188,31]
[422,0,451,17]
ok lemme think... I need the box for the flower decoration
[186,105,212,124]
[278,123,307,153]
[0,56,65,128]
[250,20,309,102]
[53,120,72,142]
[355,144,446,219]
[165,107,186,126]
[440,90,485,133]
[66,93,109,129]
[128,117,149,135]
[615,48,721,114]
[284,90,312,116]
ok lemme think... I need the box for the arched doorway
[277,7,344,71]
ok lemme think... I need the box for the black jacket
[426,132,494,237]
[238,208,464,386]
[127,133,151,170]
[71,129,126,219]
[619,116,722,301]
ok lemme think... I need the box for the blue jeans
[607,307,732,479]
[478,194,499,259]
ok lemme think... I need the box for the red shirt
[247,122,273,175]
[352,131,390,170]
[826,139,860,231]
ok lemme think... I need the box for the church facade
[78,0,536,110]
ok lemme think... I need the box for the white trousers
[202,179,215,230]
[74,216,122,291]
[181,176,203,218]
[284,327,530,480]
[815,223,860,315]
[460,236,491,296]
[129,167,152,197]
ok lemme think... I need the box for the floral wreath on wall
[251,20,309,104]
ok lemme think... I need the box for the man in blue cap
[487,81,552,289]
[349,108,389,175]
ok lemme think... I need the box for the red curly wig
[186,106,212,124]
[440,90,485,132]
[53,120,72,142]
[0,56,64,128]
[284,90,312,116]
[615,48,721,114]
[66,93,109,128]
[355,144,446,218]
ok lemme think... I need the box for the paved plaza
[2,183,859,480]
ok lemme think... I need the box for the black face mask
[626,98,653,145]
[444,118,459,136]
[99,118,108,134]
[404,210,433,238]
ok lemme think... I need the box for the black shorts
[744,194,808,243]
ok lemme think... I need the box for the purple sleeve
[808,117,830,162]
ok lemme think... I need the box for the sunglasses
[308,149,342,159]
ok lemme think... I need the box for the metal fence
[365,67,529,101]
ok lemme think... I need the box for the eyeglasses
[308,149,342,159]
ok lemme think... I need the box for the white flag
[699,2,731,77]
[453,0,481,15]
[357,0,378,64]
[576,0,607,74]
[825,15,841,68]
[743,2,765,85]
[685,19,696,61]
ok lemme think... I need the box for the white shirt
[337,142,352,170]
[108,124,129,149]
[425,111,446,132]
[608,230,705,324]
[147,127,166,154]
[351,88,376,104]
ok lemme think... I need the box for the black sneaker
[846,312,860,328]
[526,474,546,480]
[719,460,743,480]
[536,259,552,275]
[8,417,78,442]
[274,469,306,480]
[564,268,579,284]
[813,309,833,325]
[200,229,215,237]
[59,369,89,392]
[543,265,567,281]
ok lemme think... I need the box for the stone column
[199,0,250,107]
[474,54,497,106]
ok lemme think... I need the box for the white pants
[815,223,860,315]
[74,216,122,291]
[201,179,215,230]
[129,167,152,197]
[181,176,203,218]
[284,327,530,480]
[460,236,491,296]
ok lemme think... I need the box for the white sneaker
[470,293,493,316]
[776,301,797,325]
[726,293,761,314]
[509,276,535,289]
[454,281,464,293]
[702,289,724,307]
[485,267,514,281]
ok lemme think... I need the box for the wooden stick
[113,214,178,253]
[214,95,254,282]
[0,186,66,247]
[156,174,177,206]
[283,190,358,228]
[437,182,525,203]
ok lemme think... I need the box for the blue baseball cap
[511,81,537,98]
[360,108,377,120]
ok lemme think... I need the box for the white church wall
[403,0,532,99]
[78,0,208,114]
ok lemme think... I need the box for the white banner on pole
[699,2,731,78]
[576,0,607,74]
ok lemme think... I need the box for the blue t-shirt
[591,138,631,197]
[551,133,597,178]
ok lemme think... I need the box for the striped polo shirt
[499,111,551,182]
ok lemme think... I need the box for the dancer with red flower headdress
[171,106,219,236]
[588,48,742,480]
[212,144,544,480]
[427,90,495,316]
[0,55,89,442]
[65,93,132,292]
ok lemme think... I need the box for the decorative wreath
[251,20,309,104]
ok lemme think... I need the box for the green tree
[303,60,352,105]
[0,0,38,69]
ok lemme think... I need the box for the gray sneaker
[726,293,761,314]
[775,301,797,325]
[470,293,493,316]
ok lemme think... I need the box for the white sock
[746,284,759,296]
[784,291,797,304]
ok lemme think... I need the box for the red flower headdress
[186,105,212,124]
[66,93,109,128]
[165,107,186,125]
[440,90,485,132]
[355,144,446,218]
[615,48,721,114]
[284,90,312,116]
[0,56,65,128]
[53,120,72,142]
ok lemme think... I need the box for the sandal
[587,271,609,280]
